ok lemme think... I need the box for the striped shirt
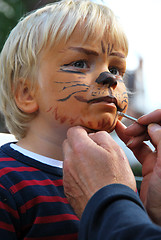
[0,143,79,239]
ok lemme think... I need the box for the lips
[87,96,117,105]
[88,95,120,109]
[75,95,124,112]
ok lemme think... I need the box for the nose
[95,72,117,89]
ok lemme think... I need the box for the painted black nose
[95,72,117,88]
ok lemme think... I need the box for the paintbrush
[118,111,137,122]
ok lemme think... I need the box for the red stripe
[20,196,68,214]
[10,179,63,194]
[0,221,15,232]
[24,233,78,240]
[34,214,79,224]
[0,202,19,219]
[0,183,6,189]
[0,167,39,178]
[0,157,15,162]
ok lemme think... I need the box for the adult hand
[63,126,136,219]
[115,109,161,225]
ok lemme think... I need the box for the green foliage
[0,0,26,51]
[0,0,62,52]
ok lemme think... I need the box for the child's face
[36,26,128,133]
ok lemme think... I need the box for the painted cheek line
[52,107,58,120]
[59,69,86,75]
[52,108,67,124]
[108,113,118,132]
[122,99,128,104]
[62,83,89,91]
[122,95,128,99]
[50,107,79,125]
[87,121,93,128]
[91,92,98,97]
[55,81,82,84]
[69,116,79,125]
[60,116,67,124]
[57,89,88,102]
[46,107,53,113]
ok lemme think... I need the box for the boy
[0,0,128,239]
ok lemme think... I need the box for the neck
[17,129,66,161]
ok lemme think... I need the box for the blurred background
[0,0,160,180]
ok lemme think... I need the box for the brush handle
[118,111,137,122]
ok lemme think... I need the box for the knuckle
[72,142,83,155]
[155,109,161,114]
[67,127,74,137]
[95,130,109,139]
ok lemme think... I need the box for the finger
[67,126,88,141]
[126,132,150,148]
[116,121,153,165]
[89,131,117,150]
[148,124,161,166]
[129,142,153,165]
[124,122,147,136]
[67,126,95,149]
[138,109,161,125]
[148,123,161,146]
[65,127,102,174]
[62,139,72,159]
[115,120,131,144]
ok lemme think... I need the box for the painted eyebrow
[69,47,99,56]
[109,52,125,58]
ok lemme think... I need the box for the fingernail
[126,138,133,147]
[148,123,161,133]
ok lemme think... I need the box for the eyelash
[63,60,89,69]
[62,60,125,76]
[109,66,124,76]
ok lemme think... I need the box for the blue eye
[72,60,88,69]
[109,67,120,76]
[62,60,89,70]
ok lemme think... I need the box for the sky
[92,0,161,113]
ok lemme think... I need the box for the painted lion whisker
[57,89,88,101]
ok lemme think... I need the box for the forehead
[46,23,127,56]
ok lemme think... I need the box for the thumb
[148,123,161,146]
[148,123,161,166]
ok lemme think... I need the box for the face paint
[101,41,105,54]
[75,90,127,112]
[107,43,114,55]
[95,71,117,87]
[59,68,86,75]
[36,25,128,134]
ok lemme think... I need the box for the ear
[14,79,39,113]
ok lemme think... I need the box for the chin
[98,121,116,133]
[105,124,116,133]
[82,117,117,133]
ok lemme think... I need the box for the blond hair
[0,0,128,140]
